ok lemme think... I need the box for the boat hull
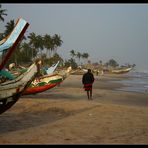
[0,93,21,114]
[22,66,72,95]
[23,82,59,95]
[111,67,132,74]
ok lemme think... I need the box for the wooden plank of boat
[22,82,58,95]
[40,74,63,84]
[0,93,21,115]
[22,75,63,95]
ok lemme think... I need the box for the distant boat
[82,69,87,72]
[111,67,133,74]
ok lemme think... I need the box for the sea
[114,70,148,94]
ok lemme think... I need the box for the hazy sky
[1,3,148,71]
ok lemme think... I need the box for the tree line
[0,4,136,70]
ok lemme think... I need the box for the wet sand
[0,74,148,144]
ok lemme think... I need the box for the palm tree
[76,52,82,65]
[82,52,89,64]
[36,35,44,58]
[43,34,63,58]
[52,34,63,55]
[99,60,102,65]
[70,50,76,59]
[108,59,119,68]
[0,33,3,40]
[20,42,33,63]
[43,35,55,57]
[28,32,39,60]
[3,20,15,36]
[4,19,26,40]
[3,20,21,65]
[43,34,52,58]
[67,58,77,69]
[0,4,7,22]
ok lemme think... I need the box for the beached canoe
[111,67,133,74]
[22,82,58,95]
[0,18,40,114]
[22,66,72,95]
[22,74,63,95]
[0,62,40,114]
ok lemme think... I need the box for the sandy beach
[0,74,148,144]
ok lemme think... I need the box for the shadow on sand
[0,104,100,134]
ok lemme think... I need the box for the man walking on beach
[82,69,95,100]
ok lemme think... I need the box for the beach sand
[0,74,148,144]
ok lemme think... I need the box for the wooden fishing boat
[22,74,63,95]
[0,18,39,114]
[0,62,40,114]
[57,66,72,80]
[22,82,58,95]
[22,73,64,95]
[111,67,133,74]
[22,66,72,95]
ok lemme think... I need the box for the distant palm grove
[0,4,136,69]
